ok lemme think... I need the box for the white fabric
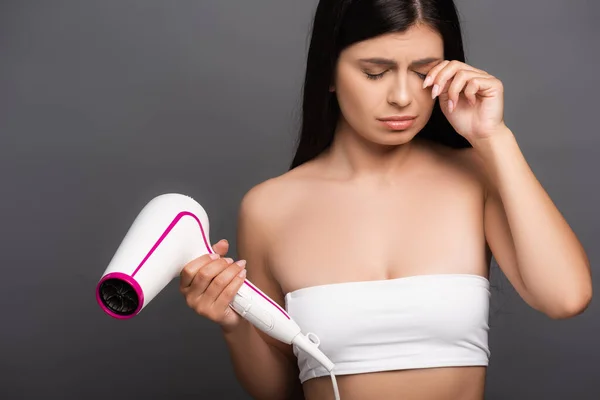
[284,273,491,383]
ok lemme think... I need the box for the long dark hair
[289,0,471,170]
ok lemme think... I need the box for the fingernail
[448,99,454,112]
[238,269,247,278]
[423,76,432,88]
[235,260,247,268]
[209,253,219,260]
[432,84,439,99]
[224,257,233,264]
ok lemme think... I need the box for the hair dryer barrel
[96,193,213,319]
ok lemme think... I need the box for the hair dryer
[96,193,340,399]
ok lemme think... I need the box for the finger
[463,78,479,106]
[212,239,229,257]
[446,70,489,108]
[203,259,246,304]
[188,257,234,295]
[213,261,247,313]
[423,59,449,89]
[463,77,500,101]
[179,253,220,289]
[430,60,486,99]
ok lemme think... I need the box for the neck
[322,118,418,182]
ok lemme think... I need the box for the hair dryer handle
[230,280,302,344]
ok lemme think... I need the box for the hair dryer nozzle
[96,272,144,319]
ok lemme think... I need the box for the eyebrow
[358,57,442,67]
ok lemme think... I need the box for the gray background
[1,0,598,399]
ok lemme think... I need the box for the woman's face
[333,24,444,146]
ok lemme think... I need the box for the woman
[179,1,592,399]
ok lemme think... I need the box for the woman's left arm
[475,127,592,319]
[423,60,592,319]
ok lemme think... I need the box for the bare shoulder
[421,139,489,193]
[238,162,319,234]
[448,145,493,198]
[235,164,318,300]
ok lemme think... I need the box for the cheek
[422,93,437,115]
[411,77,434,103]
[336,71,381,119]
[413,85,435,112]
[415,94,437,131]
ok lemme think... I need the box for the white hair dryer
[96,193,340,399]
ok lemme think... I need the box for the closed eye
[365,71,387,80]
[365,70,428,81]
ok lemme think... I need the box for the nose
[387,74,413,108]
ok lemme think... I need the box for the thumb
[212,239,229,256]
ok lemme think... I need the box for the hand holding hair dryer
[96,193,340,399]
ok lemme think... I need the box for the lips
[378,116,417,121]
[377,116,417,131]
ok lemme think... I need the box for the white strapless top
[284,274,491,383]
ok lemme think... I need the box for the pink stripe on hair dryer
[95,193,339,397]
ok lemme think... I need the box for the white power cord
[301,332,340,400]
[329,370,340,400]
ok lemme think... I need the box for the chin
[370,129,419,146]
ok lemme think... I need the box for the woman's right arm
[221,316,304,400]
[180,183,303,400]
[223,184,304,400]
